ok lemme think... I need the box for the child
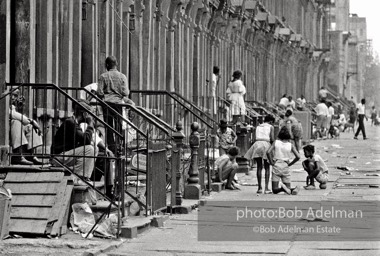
[302,145,328,190]
[214,146,240,190]
[266,126,301,195]
[244,115,275,194]
[328,115,340,139]
[217,119,237,155]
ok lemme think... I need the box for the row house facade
[0,0,331,147]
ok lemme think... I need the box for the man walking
[354,98,368,140]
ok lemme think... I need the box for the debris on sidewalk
[365,173,380,176]
[331,144,343,149]
[240,183,256,186]
[70,203,117,239]
[336,166,354,171]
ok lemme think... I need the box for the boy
[214,146,240,190]
[302,145,328,190]
[217,119,237,155]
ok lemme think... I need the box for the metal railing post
[171,121,185,207]
[184,122,201,199]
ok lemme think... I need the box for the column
[0,0,10,165]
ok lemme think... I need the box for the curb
[82,240,126,256]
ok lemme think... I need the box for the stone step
[120,215,169,239]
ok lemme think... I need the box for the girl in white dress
[226,70,246,121]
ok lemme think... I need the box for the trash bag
[70,202,117,238]
[70,203,95,234]
[94,217,117,238]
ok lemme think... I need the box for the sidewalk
[106,121,380,256]
[0,122,379,256]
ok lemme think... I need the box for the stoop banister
[184,122,201,199]
[170,121,185,207]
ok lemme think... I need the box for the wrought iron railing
[2,83,176,231]
[61,87,174,214]
[130,90,215,194]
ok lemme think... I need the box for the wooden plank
[51,178,73,236]
[48,177,70,224]
[5,172,64,183]
[59,188,72,235]
[4,183,58,194]
[9,219,48,234]
[10,206,51,219]
[12,195,56,207]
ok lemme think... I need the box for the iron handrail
[7,83,123,138]
[130,90,213,129]
[135,106,176,132]
[171,92,217,127]
[218,95,230,105]
[218,95,254,121]
[4,83,154,219]
[60,87,150,139]
[0,85,21,101]
[120,103,173,137]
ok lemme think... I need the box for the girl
[217,119,237,156]
[266,126,301,195]
[226,70,246,123]
[244,115,275,194]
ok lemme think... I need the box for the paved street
[106,122,380,256]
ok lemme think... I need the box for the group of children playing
[215,114,329,195]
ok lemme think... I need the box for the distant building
[348,14,367,102]
[326,0,350,98]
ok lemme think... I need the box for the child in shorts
[302,144,328,190]
[214,146,240,190]
[266,126,301,195]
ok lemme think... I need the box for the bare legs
[255,157,270,193]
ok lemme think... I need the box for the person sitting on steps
[51,99,98,184]
[214,146,240,190]
[9,89,43,165]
